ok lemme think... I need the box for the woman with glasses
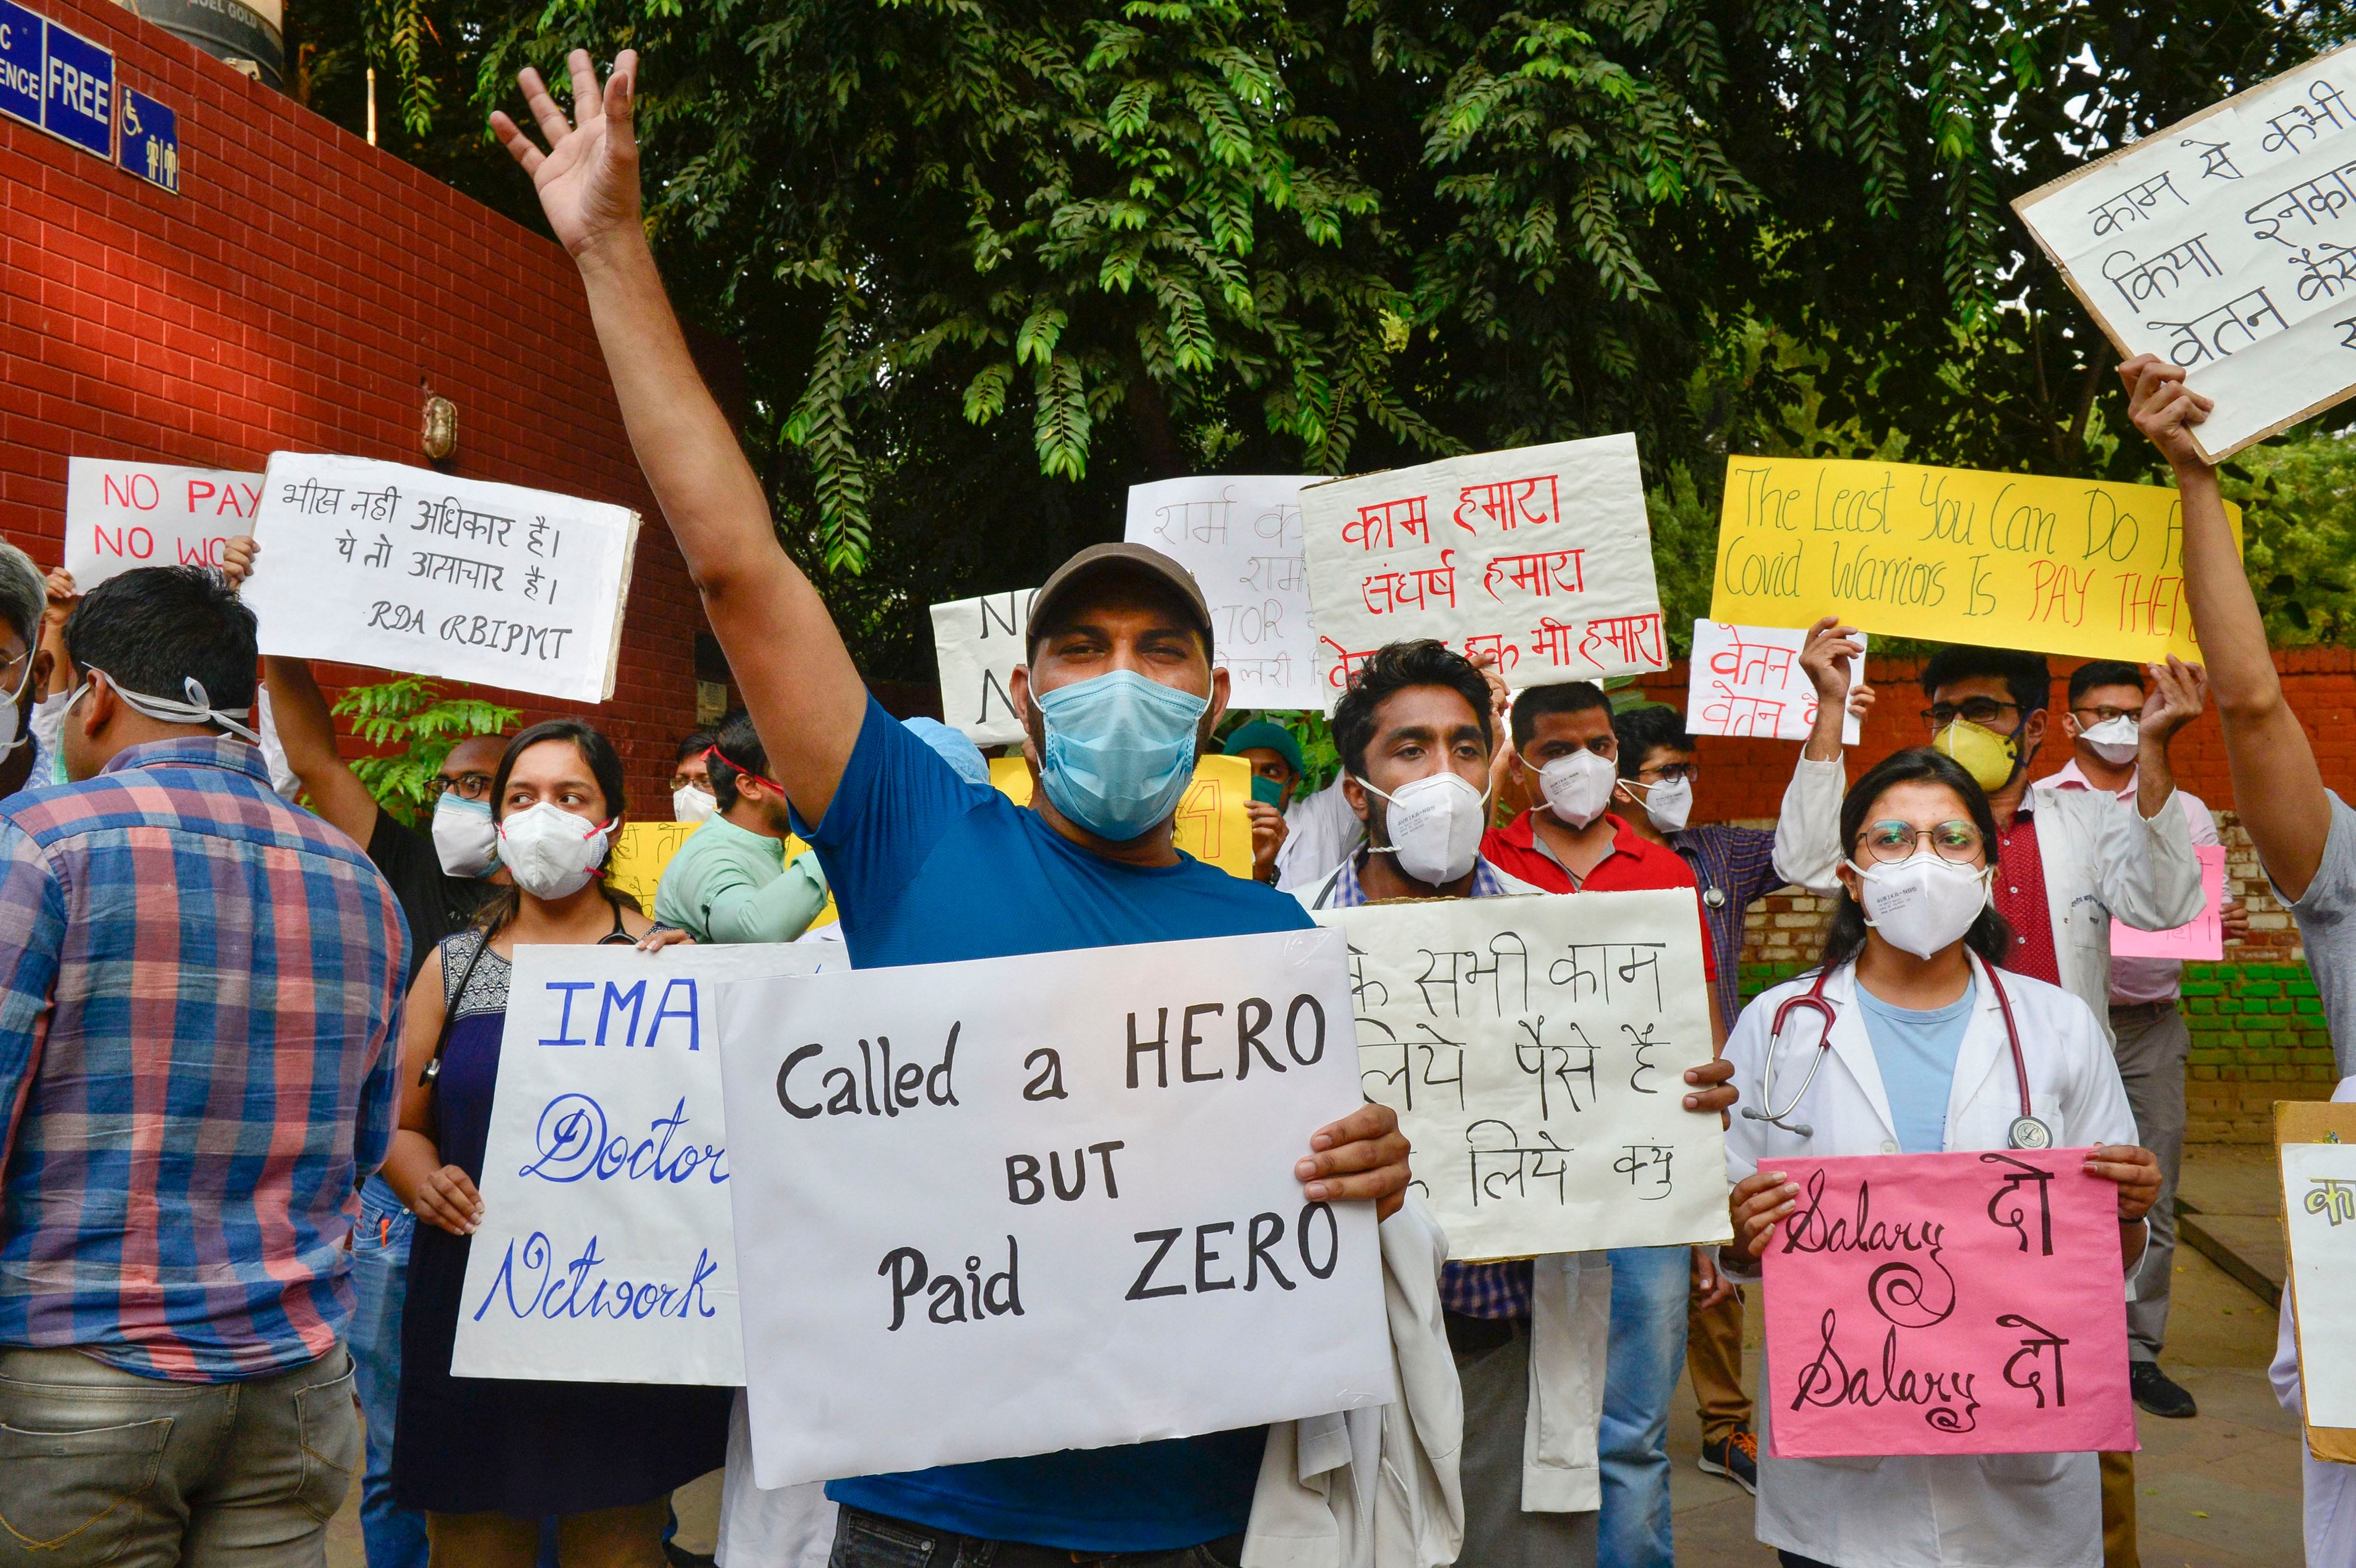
[1716,747,2160,1568]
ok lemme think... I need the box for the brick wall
[0,0,708,808]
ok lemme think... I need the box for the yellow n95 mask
[1932,718,2021,794]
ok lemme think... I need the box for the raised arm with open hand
[492,50,868,823]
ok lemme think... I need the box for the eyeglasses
[424,771,494,804]
[668,772,707,793]
[2071,704,2139,725]
[1921,697,2022,731]
[1637,761,1699,784]
[1857,818,1985,864]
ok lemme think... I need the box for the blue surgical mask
[1034,669,1208,842]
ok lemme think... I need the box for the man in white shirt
[2035,659,2240,1421]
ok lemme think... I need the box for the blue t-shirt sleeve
[801,696,991,916]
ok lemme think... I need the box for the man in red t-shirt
[1476,678,1724,1567]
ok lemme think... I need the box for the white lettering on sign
[44,51,99,118]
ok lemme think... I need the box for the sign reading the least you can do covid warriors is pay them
[1125,476,1327,712]
[246,453,641,703]
[1709,455,2243,664]
[453,943,838,1387]
[2014,41,2356,460]
[64,458,260,589]
[714,929,1395,1488]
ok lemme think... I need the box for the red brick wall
[0,0,707,811]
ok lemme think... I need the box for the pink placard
[1761,1150,2138,1458]
[2109,845,2227,961]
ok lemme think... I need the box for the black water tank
[114,0,282,90]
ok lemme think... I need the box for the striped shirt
[1665,824,1783,1031]
[0,736,408,1382]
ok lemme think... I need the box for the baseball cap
[1222,719,1305,778]
[1025,542,1214,658]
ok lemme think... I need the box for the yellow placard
[987,753,1256,878]
[606,819,839,929]
[1709,456,2243,663]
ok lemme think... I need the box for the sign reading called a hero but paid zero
[715,929,1395,1488]
[1709,455,2244,664]
[246,453,641,704]
[1300,435,1666,706]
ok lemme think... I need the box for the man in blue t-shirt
[495,50,1413,1566]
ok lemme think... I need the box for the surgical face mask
[2077,715,2140,767]
[673,784,719,823]
[1033,669,1208,843]
[1846,850,1991,960]
[496,801,614,900]
[1628,775,1694,834]
[1359,771,1488,887]
[1538,749,1618,828]
[431,795,499,878]
[0,648,35,759]
[1932,718,2022,795]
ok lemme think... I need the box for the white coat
[1722,957,2142,1568]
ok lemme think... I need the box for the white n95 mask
[673,784,719,823]
[431,795,499,879]
[1847,851,1991,960]
[1359,771,1488,887]
[2079,716,2140,766]
[497,802,614,900]
[1539,749,1618,828]
[1630,775,1694,833]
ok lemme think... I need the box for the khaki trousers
[1686,1286,1750,1447]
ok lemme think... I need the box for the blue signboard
[0,0,41,130]
[119,85,175,192]
[40,14,110,159]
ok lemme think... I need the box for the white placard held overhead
[453,943,838,1386]
[714,929,1394,1488]
[2014,42,2356,459]
[1124,476,1326,711]
[1299,435,1664,709]
[1318,890,1729,1260]
[64,457,265,589]
[244,453,641,703]
[2284,1140,2356,1429]
[929,588,1039,746]
[1683,621,1863,745]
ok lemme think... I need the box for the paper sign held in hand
[65,457,264,590]
[989,753,1257,879]
[245,453,641,703]
[931,589,1039,746]
[1125,476,1326,712]
[2111,845,2227,960]
[1762,1150,2137,1459]
[1684,621,1863,745]
[1300,436,1666,708]
[714,928,1394,1488]
[2277,1100,2356,1459]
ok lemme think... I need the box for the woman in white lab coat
[1722,747,2161,1568]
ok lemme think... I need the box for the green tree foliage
[331,678,520,824]
[2220,431,2356,646]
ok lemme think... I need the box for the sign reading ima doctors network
[1709,456,2243,664]
[246,453,641,703]
[715,930,1393,1488]
[1124,476,1325,711]
[2015,41,2356,460]
[1300,435,1665,705]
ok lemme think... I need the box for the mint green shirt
[652,813,829,944]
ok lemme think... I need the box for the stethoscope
[1740,951,2052,1151]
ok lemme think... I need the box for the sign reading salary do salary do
[714,929,1395,1488]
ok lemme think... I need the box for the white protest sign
[453,943,838,1386]
[1300,435,1664,708]
[64,457,264,589]
[1125,476,1326,711]
[2014,41,2356,459]
[929,588,1039,746]
[1684,621,1863,745]
[1317,890,1728,1260]
[244,453,641,703]
[714,929,1395,1488]
[2284,1140,2356,1429]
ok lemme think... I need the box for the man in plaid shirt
[0,567,406,1566]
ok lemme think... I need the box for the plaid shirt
[1318,850,1534,1319]
[0,737,407,1382]
[1666,824,1783,1032]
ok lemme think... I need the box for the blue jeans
[352,1176,430,1568]
[1598,1246,1687,1568]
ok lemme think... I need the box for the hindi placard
[1761,1150,2137,1458]
[452,943,840,1385]
[245,453,641,703]
[1300,436,1665,707]
[1315,890,1726,1260]
[931,588,1039,746]
[2109,844,2226,960]
[64,457,263,589]
[1684,621,1863,745]
[1708,455,2242,664]
[2014,42,2356,459]
[713,929,1394,1488]
[1125,476,1326,711]
[2282,1138,2356,1432]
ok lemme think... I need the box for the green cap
[1223,719,1304,779]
